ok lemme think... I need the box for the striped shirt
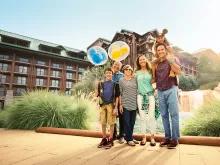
[119,77,137,110]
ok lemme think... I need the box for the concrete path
[0,129,220,165]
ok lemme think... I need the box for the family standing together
[96,38,181,150]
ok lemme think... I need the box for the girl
[136,54,156,146]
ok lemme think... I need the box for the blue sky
[1,0,220,53]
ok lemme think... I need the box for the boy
[97,68,120,149]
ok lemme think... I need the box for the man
[111,61,124,143]
[154,43,181,149]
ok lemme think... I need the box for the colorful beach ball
[87,46,108,66]
[108,41,130,62]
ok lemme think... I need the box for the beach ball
[108,41,130,62]
[87,46,108,66]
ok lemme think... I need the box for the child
[97,68,120,149]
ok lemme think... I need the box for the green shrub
[179,75,199,91]
[199,81,219,90]
[182,99,220,136]
[3,90,97,130]
[0,110,9,128]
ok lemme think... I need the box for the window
[17,77,26,85]
[67,52,84,59]
[52,70,60,77]
[39,44,61,54]
[36,78,44,86]
[1,35,30,47]
[66,81,72,88]
[37,60,46,65]
[19,57,29,63]
[66,72,72,79]
[52,63,60,68]
[50,89,59,94]
[0,87,6,96]
[78,67,85,73]
[18,66,28,74]
[14,88,26,96]
[66,65,73,70]
[0,63,8,71]
[0,75,6,83]
[65,90,72,95]
[36,68,45,76]
[0,54,9,60]
[51,80,59,87]
[78,73,83,80]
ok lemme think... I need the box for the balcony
[0,76,10,85]
[0,65,11,73]
[0,54,13,62]
[14,67,29,76]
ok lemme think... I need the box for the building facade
[88,29,198,76]
[0,29,90,97]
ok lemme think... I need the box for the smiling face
[124,68,133,76]
[112,61,122,73]
[138,55,147,68]
[156,45,167,59]
[156,35,165,44]
[123,65,133,77]
[105,70,113,81]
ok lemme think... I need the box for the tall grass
[2,90,97,130]
[0,110,9,128]
[182,99,220,136]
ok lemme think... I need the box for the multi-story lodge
[88,29,198,76]
[0,29,90,97]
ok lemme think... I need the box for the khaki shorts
[99,103,116,125]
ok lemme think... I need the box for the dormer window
[1,35,30,47]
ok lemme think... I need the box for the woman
[136,54,156,146]
[119,65,137,146]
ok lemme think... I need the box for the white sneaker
[127,141,136,146]
[118,137,125,144]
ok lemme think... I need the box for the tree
[179,75,199,91]
[72,62,111,95]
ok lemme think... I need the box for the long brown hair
[136,54,152,74]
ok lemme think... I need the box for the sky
[0,0,220,53]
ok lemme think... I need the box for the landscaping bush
[179,74,199,91]
[199,81,219,90]
[0,110,9,128]
[182,99,220,136]
[3,90,97,130]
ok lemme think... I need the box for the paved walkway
[0,129,220,165]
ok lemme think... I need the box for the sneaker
[150,138,156,146]
[133,139,139,144]
[104,138,114,149]
[167,140,178,149]
[98,138,108,148]
[159,138,171,147]
[127,141,136,146]
[118,137,125,144]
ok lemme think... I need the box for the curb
[36,127,220,146]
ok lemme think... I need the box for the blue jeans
[158,86,180,140]
[123,108,136,141]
